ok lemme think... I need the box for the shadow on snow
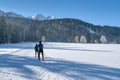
[0,54,120,80]
[45,47,112,53]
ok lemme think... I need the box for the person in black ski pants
[38,41,44,61]
[34,43,38,58]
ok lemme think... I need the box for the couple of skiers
[34,41,44,61]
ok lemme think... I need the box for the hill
[0,16,120,43]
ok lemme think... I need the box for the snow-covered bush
[74,36,79,43]
[80,35,87,43]
[94,39,98,43]
[42,36,46,42]
[100,35,107,44]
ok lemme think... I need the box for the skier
[34,43,38,58]
[38,41,44,61]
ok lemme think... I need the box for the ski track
[0,42,120,80]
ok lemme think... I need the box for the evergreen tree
[0,16,7,44]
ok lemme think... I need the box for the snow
[87,28,95,34]
[0,42,120,80]
[31,14,46,20]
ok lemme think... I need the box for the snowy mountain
[0,10,24,18]
[6,12,24,18]
[1,9,120,44]
[0,10,56,20]
[47,16,56,20]
[31,13,47,20]
[2,17,120,43]
[31,13,56,20]
[0,10,6,16]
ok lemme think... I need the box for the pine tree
[0,16,7,44]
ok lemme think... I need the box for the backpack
[35,45,38,51]
[38,44,43,51]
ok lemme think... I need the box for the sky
[0,0,120,27]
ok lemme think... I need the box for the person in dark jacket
[34,43,38,58]
[38,41,44,61]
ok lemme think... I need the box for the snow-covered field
[0,42,120,80]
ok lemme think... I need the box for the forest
[0,16,120,44]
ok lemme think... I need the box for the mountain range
[0,10,56,20]
[0,9,120,44]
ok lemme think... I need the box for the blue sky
[0,0,120,27]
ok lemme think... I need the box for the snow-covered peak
[47,16,56,20]
[31,13,56,20]
[0,10,56,20]
[6,12,24,18]
[31,13,47,20]
[0,10,6,16]
[0,9,24,18]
